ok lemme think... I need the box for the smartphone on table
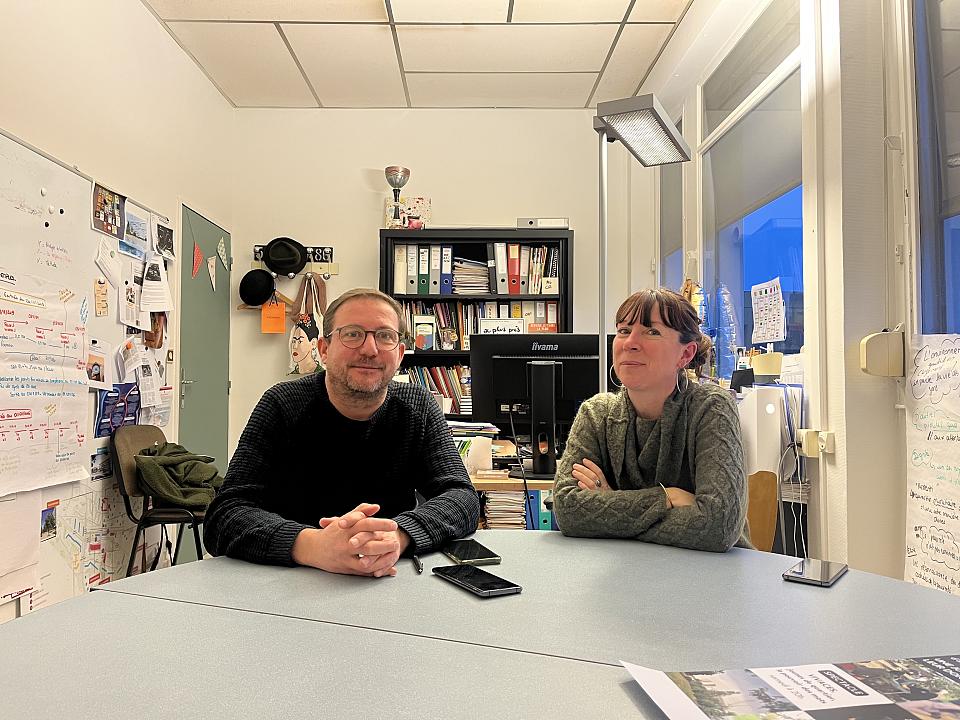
[442,538,501,566]
[782,558,848,587]
[432,565,522,598]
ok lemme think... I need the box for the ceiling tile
[282,24,406,107]
[397,24,618,72]
[592,23,672,105]
[511,0,631,23]
[391,0,509,23]
[628,0,689,23]
[406,72,597,107]
[145,0,387,21]
[166,22,317,106]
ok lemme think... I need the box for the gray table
[0,590,651,719]
[101,530,960,669]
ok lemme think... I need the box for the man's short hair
[322,288,407,339]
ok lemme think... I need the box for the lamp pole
[596,121,609,394]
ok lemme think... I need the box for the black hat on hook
[263,236,308,278]
[238,268,275,306]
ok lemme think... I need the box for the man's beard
[328,363,388,399]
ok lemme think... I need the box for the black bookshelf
[380,227,574,418]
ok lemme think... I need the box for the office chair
[110,425,205,577]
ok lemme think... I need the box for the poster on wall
[92,183,125,240]
[0,268,90,496]
[905,334,960,595]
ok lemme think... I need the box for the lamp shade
[595,94,690,167]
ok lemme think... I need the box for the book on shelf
[412,314,436,351]
[404,365,471,415]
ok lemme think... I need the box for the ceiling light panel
[407,72,597,107]
[283,24,406,107]
[591,23,671,105]
[628,0,689,23]
[398,25,618,72]
[511,0,631,23]
[390,0,509,23]
[167,22,317,106]
[145,0,387,22]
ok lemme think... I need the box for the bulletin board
[0,130,169,612]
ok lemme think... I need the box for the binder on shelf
[494,242,508,295]
[521,301,535,331]
[393,244,407,295]
[440,245,453,295]
[486,242,497,294]
[510,300,522,319]
[498,302,510,319]
[535,300,546,324]
[518,245,531,293]
[417,246,430,295]
[429,245,442,294]
[405,245,418,294]
[546,301,558,324]
[507,243,520,295]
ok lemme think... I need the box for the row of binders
[392,243,560,296]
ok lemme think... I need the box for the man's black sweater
[203,372,480,565]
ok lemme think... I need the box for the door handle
[180,371,198,408]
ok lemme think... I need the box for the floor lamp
[593,94,691,392]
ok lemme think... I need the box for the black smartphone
[432,565,522,598]
[782,558,848,587]
[442,538,501,566]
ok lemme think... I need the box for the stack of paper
[447,420,498,437]
[452,258,489,295]
[482,491,526,529]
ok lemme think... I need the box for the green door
[178,205,230,561]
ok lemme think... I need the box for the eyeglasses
[328,325,401,350]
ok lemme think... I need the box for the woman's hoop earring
[675,370,690,394]
[609,365,622,389]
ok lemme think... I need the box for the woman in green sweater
[553,288,750,552]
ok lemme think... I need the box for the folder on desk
[507,243,520,295]
[518,245,530,294]
[524,490,540,530]
[494,242,508,295]
[393,244,407,295]
[429,245,442,294]
[440,245,453,295]
[418,246,430,295]
[405,245,418,294]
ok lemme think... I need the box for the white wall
[227,109,600,450]
[0,0,235,445]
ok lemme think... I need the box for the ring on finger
[595,479,602,488]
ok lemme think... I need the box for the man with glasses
[204,288,480,577]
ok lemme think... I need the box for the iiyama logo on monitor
[531,342,558,351]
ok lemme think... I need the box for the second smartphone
[442,538,501,566]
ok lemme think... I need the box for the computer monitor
[470,334,601,479]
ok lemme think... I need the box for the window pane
[915,0,960,332]
[702,70,802,378]
[702,0,800,137]
[659,144,683,291]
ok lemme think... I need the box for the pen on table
[411,554,423,574]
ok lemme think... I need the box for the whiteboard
[0,131,164,611]
[905,333,960,595]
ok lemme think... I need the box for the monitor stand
[509,361,557,481]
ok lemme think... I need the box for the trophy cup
[384,165,410,228]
